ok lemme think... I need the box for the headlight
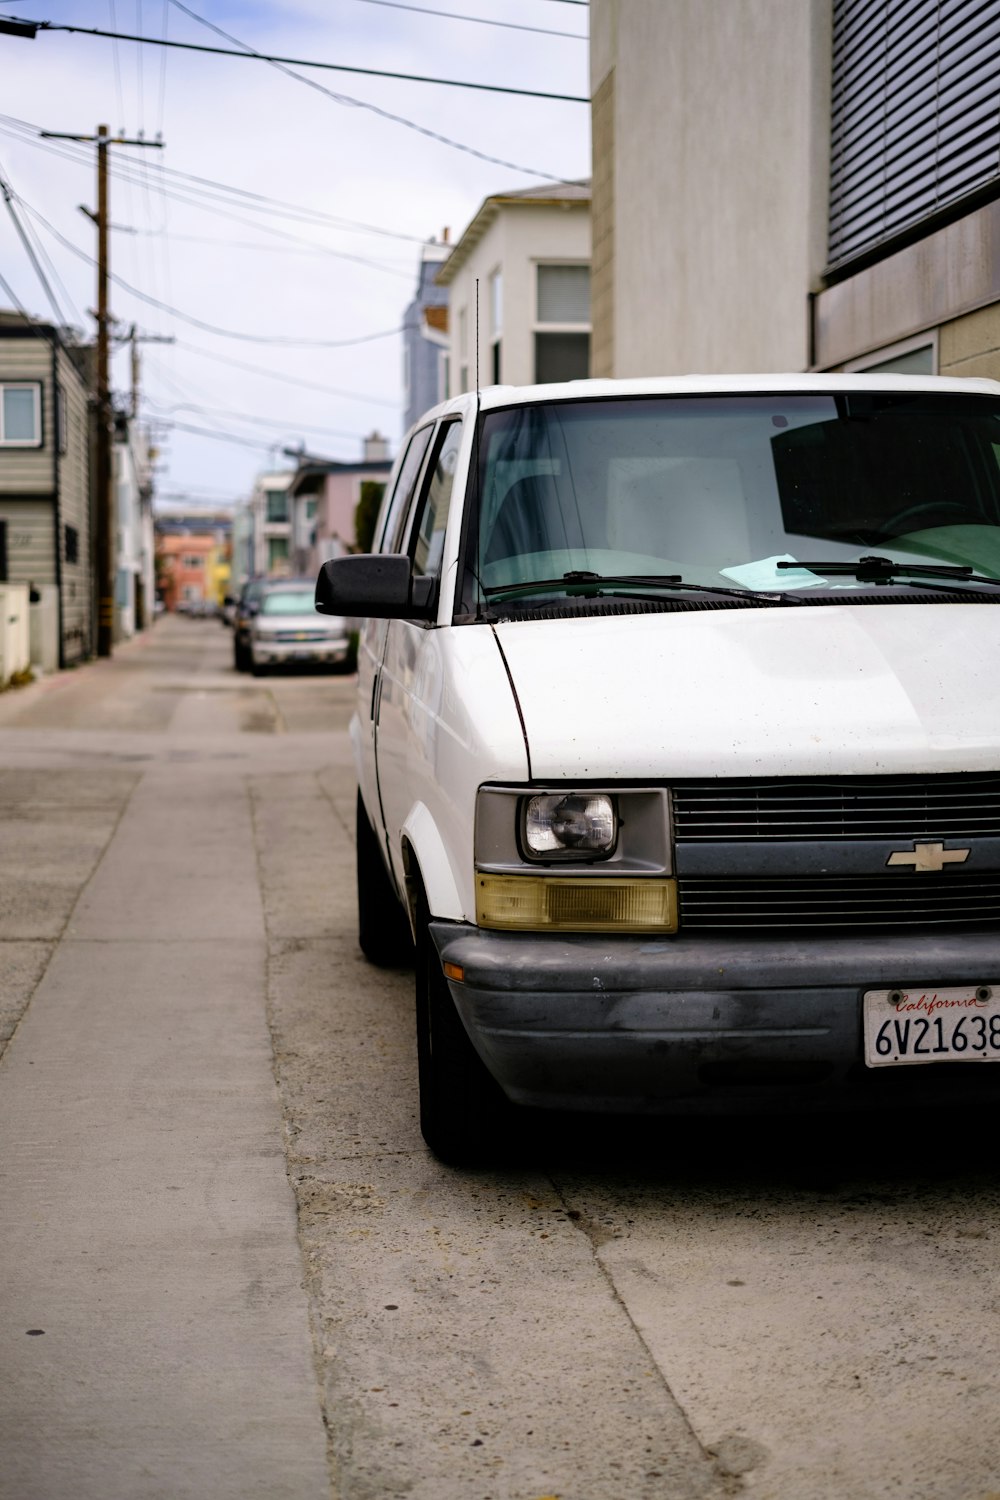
[523,793,616,859]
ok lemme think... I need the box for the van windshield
[463,392,1000,606]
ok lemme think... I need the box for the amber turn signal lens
[476,875,678,933]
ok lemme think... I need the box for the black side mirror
[315,555,435,621]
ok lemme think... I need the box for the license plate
[864,984,1000,1067]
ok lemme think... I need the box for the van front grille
[679,871,1000,931]
[672,773,1000,843]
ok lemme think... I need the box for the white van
[317,375,1000,1164]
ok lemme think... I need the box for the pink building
[287,433,394,575]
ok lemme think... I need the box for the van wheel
[356,792,414,967]
[415,898,511,1166]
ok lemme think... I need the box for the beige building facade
[590,0,1000,386]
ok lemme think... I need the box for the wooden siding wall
[0,333,93,661]
[56,345,92,660]
[0,337,55,492]
[0,497,55,582]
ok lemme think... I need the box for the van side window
[411,420,463,579]
[378,425,434,554]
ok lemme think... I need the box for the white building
[113,413,155,637]
[247,470,294,578]
[436,182,592,394]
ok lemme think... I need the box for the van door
[356,423,434,844]
[375,418,464,895]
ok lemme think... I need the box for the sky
[0,0,590,510]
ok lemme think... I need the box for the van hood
[492,604,1000,779]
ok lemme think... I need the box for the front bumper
[253,636,349,665]
[429,923,1000,1114]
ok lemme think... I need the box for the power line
[107,0,127,128]
[158,416,347,457]
[20,194,412,348]
[144,395,381,443]
[28,14,590,102]
[0,162,68,324]
[173,340,400,408]
[12,185,84,324]
[161,0,580,181]
[0,112,434,244]
[349,0,586,40]
[127,227,415,279]
[0,124,425,290]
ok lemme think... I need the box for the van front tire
[415,897,512,1166]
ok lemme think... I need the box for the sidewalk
[0,756,331,1498]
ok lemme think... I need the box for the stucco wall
[590,0,832,376]
[940,304,1000,386]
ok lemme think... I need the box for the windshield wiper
[777,555,1000,587]
[482,571,802,605]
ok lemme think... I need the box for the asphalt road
[1,615,999,1500]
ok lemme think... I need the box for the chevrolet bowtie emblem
[887,841,971,872]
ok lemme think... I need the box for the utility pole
[126,324,175,420]
[41,124,163,657]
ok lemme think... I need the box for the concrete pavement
[0,623,331,1500]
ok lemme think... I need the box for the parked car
[316,373,1000,1165]
[247,578,350,675]
[232,577,273,671]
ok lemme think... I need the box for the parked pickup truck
[316,374,1000,1164]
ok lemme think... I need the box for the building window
[0,382,42,446]
[183,553,203,569]
[537,265,590,324]
[64,524,79,564]
[268,536,289,570]
[305,498,317,520]
[265,488,288,523]
[843,336,936,377]
[534,265,591,384]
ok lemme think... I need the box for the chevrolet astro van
[316,375,1000,1164]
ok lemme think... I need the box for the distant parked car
[232,578,272,671]
[248,579,350,675]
